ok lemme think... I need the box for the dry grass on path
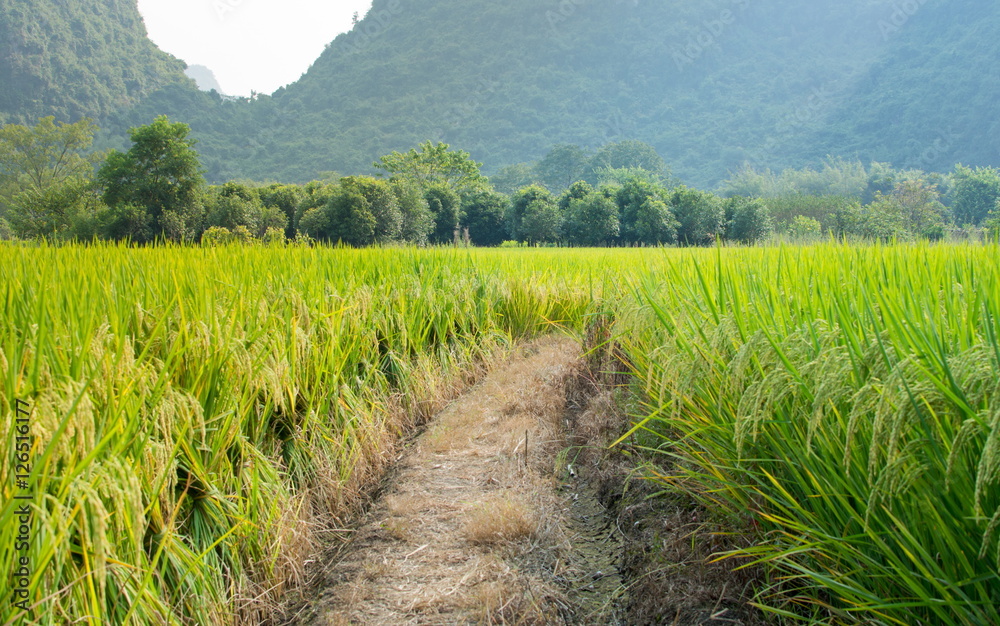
[297,337,582,625]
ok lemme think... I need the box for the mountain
[0,0,194,126]
[5,0,1000,188]
[184,65,224,94]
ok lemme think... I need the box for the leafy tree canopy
[97,115,205,241]
[374,141,489,195]
[0,117,104,238]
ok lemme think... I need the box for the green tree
[295,181,338,232]
[324,189,377,246]
[489,163,538,195]
[258,183,304,238]
[536,144,590,192]
[633,197,678,245]
[892,179,948,239]
[341,176,401,243]
[425,182,461,244]
[612,177,670,244]
[205,182,263,235]
[296,176,399,246]
[461,188,508,246]
[724,196,772,244]
[788,215,823,241]
[390,178,434,244]
[951,164,1000,226]
[374,141,489,195]
[0,117,103,238]
[854,194,909,242]
[97,115,205,241]
[585,140,667,185]
[562,191,619,246]
[557,181,595,212]
[670,186,724,246]
[508,184,555,242]
[520,198,562,245]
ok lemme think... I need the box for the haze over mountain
[184,65,223,95]
[3,0,999,188]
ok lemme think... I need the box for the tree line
[2,116,1000,246]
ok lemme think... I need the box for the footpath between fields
[282,336,764,625]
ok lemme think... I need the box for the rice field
[1,242,998,624]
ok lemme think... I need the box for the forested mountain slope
[0,0,193,126]
[5,0,1000,187]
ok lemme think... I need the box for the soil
[280,336,768,625]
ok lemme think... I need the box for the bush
[263,227,286,245]
[201,226,234,246]
[724,196,772,244]
[788,215,822,241]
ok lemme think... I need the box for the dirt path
[291,336,622,625]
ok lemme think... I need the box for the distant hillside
[5,0,1000,188]
[184,65,224,94]
[216,0,1000,187]
[0,0,193,126]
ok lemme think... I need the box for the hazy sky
[137,0,374,96]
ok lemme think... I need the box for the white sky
[137,0,374,96]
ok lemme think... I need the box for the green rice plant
[0,243,603,625]
[619,243,1000,624]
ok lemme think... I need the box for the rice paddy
[1,242,998,624]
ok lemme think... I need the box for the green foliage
[343,176,402,243]
[460,188,508,247]
[585,140,668,186]
[951,164,1000,226]
[201,225,235,245]
[97,202,154,242]
[508,184,554,243]
[766,194,857,235]
[787,214,822,241]
[722,158,867,200]
[374,141,488,195]
[489,163,538,196]
[390,178,434,244]
[723,196,772,244]
[424,182,461,244]
[0,0,192,125]
[0,117,104,239]
[520,198,562,245]
[206,182,264,234]
[562,191,619,246]
[892,179,948,239]
[262,226,286,245]
[613,178,672,245]
[326,189,377,246]
[669,186,723,246]
[303,176,402,246]
[633,198,678,246]
[97,116,205,242]
[258,183,305,238]
[535,144,590,192]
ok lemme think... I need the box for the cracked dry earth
[295,336,619,625]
